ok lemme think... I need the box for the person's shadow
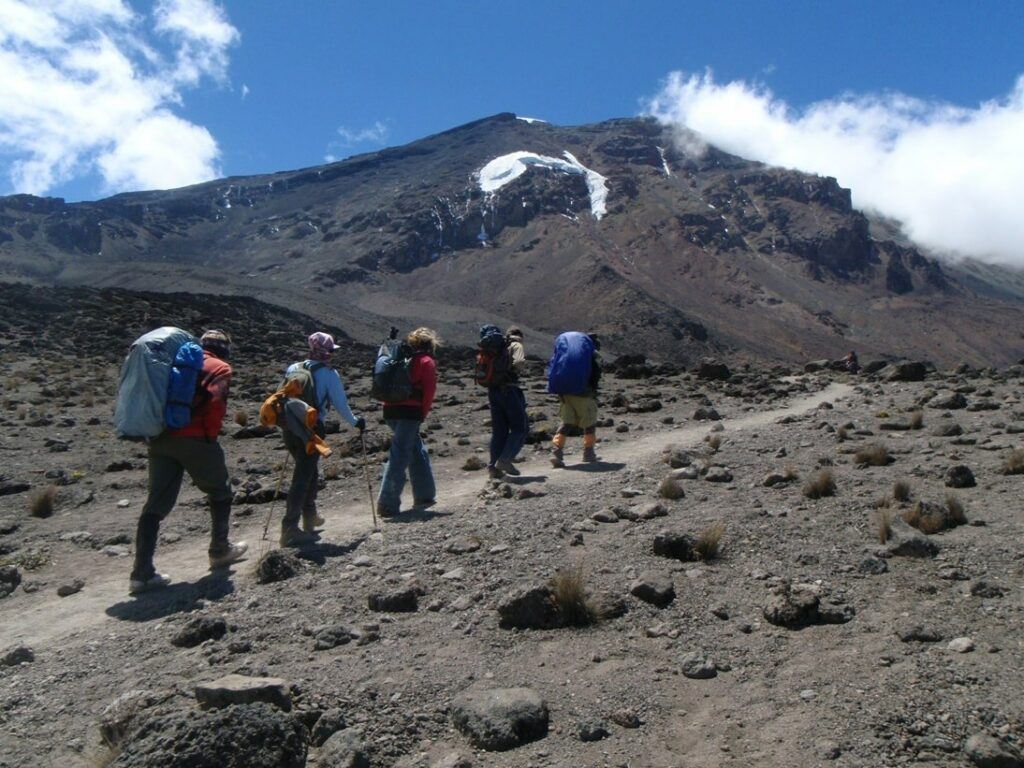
[293,537,367,565]
[106,570,236,623]
[563,461,626,473]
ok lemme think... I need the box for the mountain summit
[1,112,1021,365]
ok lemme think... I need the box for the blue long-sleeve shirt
[285,361,359,427]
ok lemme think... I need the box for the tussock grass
[29,485,58,518]
[658,475,685,500]
[908,411,924,430]
[836,425,849,442]
[892,480,912,503]
[945,494,967,525]
[802,469,836,499]
[695,522,725,561]
[855,444,892,467]
[233,409,249,427]
[549,565,596,627]
[1000,448,1024,476]
[323,463,342,481]
[783,465,799,482]
[705,434,722,452]
[873,507,893,543]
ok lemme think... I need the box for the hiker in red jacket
[130,330,247,594]
[376,327,439,517]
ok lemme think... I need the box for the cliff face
[0,112,1020,366]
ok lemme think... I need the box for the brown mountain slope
[1,113,1021,366]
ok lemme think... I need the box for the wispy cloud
[241,83,249,100]
[325,120,390,161]
[646,70,1024,266]
[0,0,239,196]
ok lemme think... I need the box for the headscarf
[200,329,232,360]
[308,331,337,362]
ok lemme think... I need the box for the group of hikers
[117,324,602,595]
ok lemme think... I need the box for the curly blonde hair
[407,327,441,354]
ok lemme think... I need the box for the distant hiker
[475,324,528,478]
[547,331,601,468]
[373,327,439,517]
[843,350,860,374]
[129,330,247,594]
[278,332,366,547]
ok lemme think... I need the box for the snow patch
[476,150,609,220]
[516,116,547,124]
[657,146,671,176]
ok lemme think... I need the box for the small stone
[116,499,130,508]
[610,708,642,729]
[630,571,675,608]
[1,644,35,667]
[446,537,482,554]
[57,579,84,597]
[368,587,419,612]
[578,720,610,742]
[680,652,717,679]
[450,687,549,751]
[310,708,347,747]
[948,637,975,653]
[171,616,228,648]
[945,464,976,488]
[703,466,733,483]
[964,733,1024,768]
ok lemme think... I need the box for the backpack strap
[302,360,327,409]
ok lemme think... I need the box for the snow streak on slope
[476,150,609,219]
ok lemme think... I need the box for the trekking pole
[261,453,291,544]
[359,430,379,531]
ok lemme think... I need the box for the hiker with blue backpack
[119,329,248,595]
[475,325,528,479]
[373,327,440,517]
[547,332,602,467]
[278,331,366,547]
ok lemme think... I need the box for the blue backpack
[165,341,206,429]
[547,332,594,395]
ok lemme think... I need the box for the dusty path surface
[0,382,851,651]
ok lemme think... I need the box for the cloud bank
[646,71,1024,266]
[0,0,238,196]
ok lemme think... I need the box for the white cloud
[334,120,389,147]
[646,70,1024,266]
[0,0,238,196]
[240,83,249,99]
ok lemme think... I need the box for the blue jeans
[377,419,435,513]
[488,386,528,466]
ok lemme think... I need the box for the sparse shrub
[908,411,924,430]
[802,469,836,499]
[855,444,892,467]
[836,426,849,442]
[658,474,685,500]
[29,485,58,518]
[892,480,912,503]
[705,434,722,452]
[876,411,890,419]
[945,494,967,525]
[234,409,249,427]
[16,405,27,420]
[873,507,893,543]
[695,522,725,561]
[324,463,342,481]
[902,499,965,534]
[89,744,121,768]
[1000,448,1024,475]
[549,565,596,627]
[783,465,799,482]
[82,393,95,408]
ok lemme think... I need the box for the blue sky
[1,0,1022,207]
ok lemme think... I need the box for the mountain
[1,112,1022,366]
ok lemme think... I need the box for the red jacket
[168,350,231,440]
[383,353,437,421]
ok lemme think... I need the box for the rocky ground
[1,288,1023,768]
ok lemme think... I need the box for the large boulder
[930,391,968,410]
[194,675,292,712]
[111,703,307,768]
[883,361,930,382]
[450,687,549,751]
[763,582,854,629]
[319,728,370,767]
[964,734,1024,768]
[695,360,732,381]
[629,571,675,608]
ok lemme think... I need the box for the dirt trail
[0,381,850,650]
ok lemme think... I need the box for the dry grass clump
[81,393,96,408]
[234,409,249,427]
[549,565,596,627]
[872,507,893,543]
[802,469,836,499]
[903,499,966,534]
[705,434,723,452]
[908,411,924,430]
[783,465,799,482]
[836,425,849,442]
[658,474,685,500]
[892,480,912,503]
[29,485,58,518]
[323,463,342,481]
[945,494,967,525]
[695,522,725,561]
[88,745,121,768]
[999,448,1024,476]
[854,444,892,467]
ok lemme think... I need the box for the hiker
[843,350,860,374]
[475,324,528,478]
[279,332,366,547]
[130,330,247,594]
[375,327,439,517]
[547,332,601,468]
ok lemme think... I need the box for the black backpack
[475,325,513,388]
[371,340,414,402]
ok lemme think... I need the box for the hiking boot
[377,503,399,519]
[280,528,318,547]
[487,465,504,480]
[583,447,599,463]
[413,498,436,509]
[302,513,325,533]
[496,459,520,476]
[129,572,171,595]
[209,541,248,570]
[550,448,565,468]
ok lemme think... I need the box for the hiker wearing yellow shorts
[547,332,601,468]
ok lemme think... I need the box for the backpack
[474,325,512,388]
[164,341,206,429]
[371,339,414,402]
[114,327,197,439]
[546,332,595,395]
[281,361,325,409]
